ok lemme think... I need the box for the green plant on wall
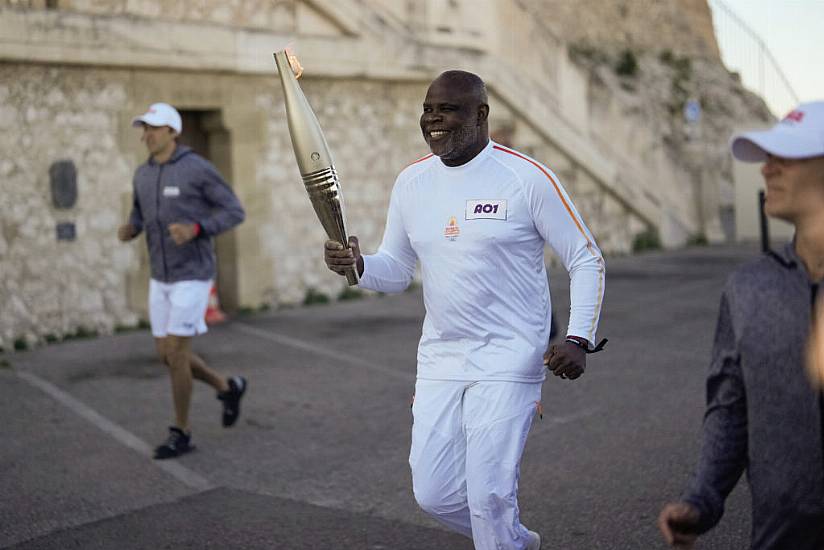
[687,233,708,246]
[615,49,639,77]
[569,43,608,65]
[65,326,98,340]
[667,55,694,115]
[303,287,330,306]
[337,286,364,301]
[632,227,662,253]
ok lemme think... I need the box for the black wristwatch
[565,335,608,354]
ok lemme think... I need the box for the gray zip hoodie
[683,242,824,549]
[128,145,245,283]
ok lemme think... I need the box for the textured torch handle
[301,166,359,286]
[344,266,359,286]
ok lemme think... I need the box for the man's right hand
[658,502,701,548]
[117,224,137,242]
[324,236,364,277]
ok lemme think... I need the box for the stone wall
[3,0,297,30]
[0,56,646,351]
[533,0,720,59]
[0,0,767,351]
[0,62,423,349]
[254,78,430,305]
[486,99,648,255]
[0,64,138,349]
[524,0,771,243]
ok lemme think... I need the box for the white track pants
[409,379,541,550]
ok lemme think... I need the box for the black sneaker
[218,376,247,427]
[153,427,194,460]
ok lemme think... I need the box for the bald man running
[325,71,606,549]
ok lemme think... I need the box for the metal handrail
[709,0,799,117]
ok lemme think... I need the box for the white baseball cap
[730,101,824,162]
[131,102,182,133]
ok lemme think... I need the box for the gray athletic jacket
[128,145,245,283]
[683,242,824,549]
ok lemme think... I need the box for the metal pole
[759,44,765,99]
[758,189,770,253]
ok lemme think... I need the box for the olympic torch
[273,49,359,285]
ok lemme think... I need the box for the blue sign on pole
[684,99,701,123]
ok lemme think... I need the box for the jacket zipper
[155,165,168,282]
[813,283,823,473]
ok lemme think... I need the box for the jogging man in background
[118,102,248,459]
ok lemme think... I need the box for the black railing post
[759,189,770,253]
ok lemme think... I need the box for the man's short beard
[437,124,479,160]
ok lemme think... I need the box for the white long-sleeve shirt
[359,141,605,382]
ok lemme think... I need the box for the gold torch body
[273,50,359,285]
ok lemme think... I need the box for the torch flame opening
[285,48,304,80]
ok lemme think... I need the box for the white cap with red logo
[131,102,182,133]
[731,101,824,162]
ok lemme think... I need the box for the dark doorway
[178,110,239,313]
[179,111,211,159]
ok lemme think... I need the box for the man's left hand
[544,341,586,380]
[168,223,198,245]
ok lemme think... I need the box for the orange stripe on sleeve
[406,153,434,167]
[492,145,593,250]
[494,145,604,339]
[588,258,605,340]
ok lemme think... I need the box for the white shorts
[148,279,211,338]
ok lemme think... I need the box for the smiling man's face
[419,73,489,167]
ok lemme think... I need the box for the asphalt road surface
[1,245,761,549]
